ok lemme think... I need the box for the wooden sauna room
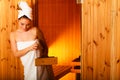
[1,0,120,80]
[0,0,81,80]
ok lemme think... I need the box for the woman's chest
[16,31,37,41]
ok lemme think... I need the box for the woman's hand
[29,42,39,51]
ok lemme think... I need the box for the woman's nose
[23,25,27,29]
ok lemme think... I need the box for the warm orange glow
[38,0,81,79]
[48,24,80,80]
[48,24,80,65]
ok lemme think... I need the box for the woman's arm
[10,32,38,57]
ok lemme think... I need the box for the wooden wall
[38,0,81,65]
[82,0,120,80]
[38,0,81,80]
[0,0,35,79]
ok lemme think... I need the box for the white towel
[17,40,38,80]
[18,1,32,20]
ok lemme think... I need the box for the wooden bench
[71,62,81,73]
[35,57,58,66]
[35,57,72,80]
[71,56,81,80]
[53,65,72,80]
[71,56,81,73]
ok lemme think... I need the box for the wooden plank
[52,65,72,80]
[110,0,119,80]
[35,57,58,66]
[116,1,120,80]
[71,62,81,73]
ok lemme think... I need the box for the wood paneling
[0,0,22,79]
[38,0,81,80]
[0,0,35,79]
[82,0,120,80]
[38,0,81,65]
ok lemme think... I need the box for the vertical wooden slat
[82,0,94,79]
[116,1,120,80]
[111,0,120,80]
[110,0,117,80]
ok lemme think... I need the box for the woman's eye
[27,24,30,27]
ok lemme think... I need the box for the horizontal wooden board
[35,57,58,66]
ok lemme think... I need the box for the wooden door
[82,0,120,80]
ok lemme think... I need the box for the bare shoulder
[9,31,17,43]
[32,26,37,30]
[32,27,42,34]
[30,26,37,32]
[33,27,40,31]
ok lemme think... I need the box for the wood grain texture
[82,0,120,80]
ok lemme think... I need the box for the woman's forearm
[13,46,32,57]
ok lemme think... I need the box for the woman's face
[18,18,31,31]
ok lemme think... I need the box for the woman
[10,1,54,80]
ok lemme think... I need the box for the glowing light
[48,24,80,65]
